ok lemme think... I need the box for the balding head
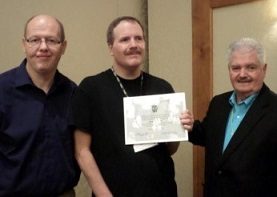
[24,14,65,42]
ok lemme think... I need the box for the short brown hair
[106,16,144,45]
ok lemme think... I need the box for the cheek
[25,49,37,57]
[229,73,236,81]
[255,74,265,84]
[116,50,126,58]
[111,47,123,56]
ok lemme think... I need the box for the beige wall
[148,1,193,197]
[0,1,193,197]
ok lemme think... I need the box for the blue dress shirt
[223,92,258,151]
[0,59,80,196]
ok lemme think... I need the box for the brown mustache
[126,50,141,55]
[237,79,252,83]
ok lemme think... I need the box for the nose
[239,67,248,77]
[129,38,138,48]
[38,39,49,50]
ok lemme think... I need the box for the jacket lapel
[215,103,232,160]
[208,92,233,166]
[220,85,270,164]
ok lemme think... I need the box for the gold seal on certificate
[123,92,188,145]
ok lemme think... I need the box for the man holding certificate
[180,38,277,197]
[72,16,181,196]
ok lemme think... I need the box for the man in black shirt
[72,16,179,197]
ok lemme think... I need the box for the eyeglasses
[25,37,62,47]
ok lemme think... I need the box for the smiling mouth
[37,55,51,58]
[129,53,140,56]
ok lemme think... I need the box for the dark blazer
[189,84,277,197]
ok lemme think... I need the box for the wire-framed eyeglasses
[24,37,62,47]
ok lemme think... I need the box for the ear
[108,44,114,56]
[263,63,267,72]
[61,40,67,55]
[22,38,27,53]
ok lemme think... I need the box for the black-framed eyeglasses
[25,37,62,47]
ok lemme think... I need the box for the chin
[127,64,141,69]
[128,59,143,65]
[237,89,254,96]
[235,83,252,89]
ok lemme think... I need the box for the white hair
[227,37,266,65]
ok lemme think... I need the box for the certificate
[123,92,188,145]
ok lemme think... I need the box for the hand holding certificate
[123,92,188,148]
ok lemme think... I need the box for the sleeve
[161,78,174,93]
[0,110,3,132]
[0,93,4,132]
[149,75,175,95]
[188,120,206,146]
[166,82,174,93]
[71,79,94,133]
[188,96,219,147]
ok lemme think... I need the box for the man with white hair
[181,37,277,197]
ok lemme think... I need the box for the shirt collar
[14,58,66,91]
[14,59,34,87]
[229,91,258,107]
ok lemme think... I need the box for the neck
[34,77,54,94]
[236,93,253,103]
[111,66,144,97]
[112,65,141,79]
[26,65,55,94]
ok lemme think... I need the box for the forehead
[113,21,143,38]
[26,16,60,37]
[230,48,259,65]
